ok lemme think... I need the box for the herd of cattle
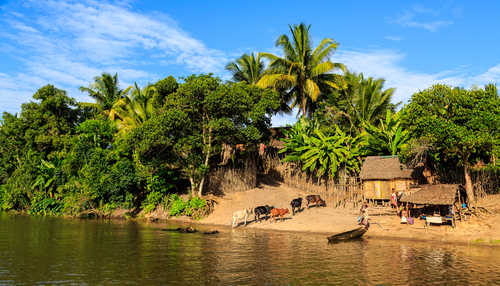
[231,194,326,228]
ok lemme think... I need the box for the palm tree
[257,23,345,117]
[225,53,265,85]
[354,75,395,125]
[109,83,159,133]
[80,73,123,114]
[328,72,396,135]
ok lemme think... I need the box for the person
[398,204,404,217]
[401,206,408,224]
[358,203,369,228]
[407,204,414,225]
[391,189,398,209]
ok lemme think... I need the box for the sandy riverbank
[157,183,500,246]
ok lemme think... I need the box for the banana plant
[280,119,362,179]
[363,110,410,156]
[32,159,60,199]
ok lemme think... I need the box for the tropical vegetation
[0,23,498,216]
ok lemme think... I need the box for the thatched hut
[400,184,464,206]
[400,184,467,221]
[360,156,417,201]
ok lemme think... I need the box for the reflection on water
[1,213,500,285]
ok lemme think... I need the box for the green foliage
[363,110,410,156]
[141,171,178,213]
[314,72,396,136]
[110,83,162,134]
[401,84,500,202]
[257,23,345,116]
[226,53,265,85]
[132,74,279,196]
[142,191,164,213]
[401,84,499,167]
[155,76,179,102]
[28,191,63,216]
[280,118,362,179]
[79,72,123,114]
[168,195,186,216]
[1,23,498,218]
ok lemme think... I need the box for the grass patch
[472,238,485,244]
[489,239,500,244]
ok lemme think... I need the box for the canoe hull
[327,227,367,243]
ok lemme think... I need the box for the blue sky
[1,0,499,126]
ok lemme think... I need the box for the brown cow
[270,208,289,223]
[306,195,326,208]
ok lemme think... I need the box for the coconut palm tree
[354,75,395,125]
[225,53,265,85]
[257,23,345,117]
[327,72,396,135]
[80,73,123,114]
[109,83,159,133]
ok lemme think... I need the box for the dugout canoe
[327,226,367,243]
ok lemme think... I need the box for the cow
[306,195,326,208]
[232,208,253,228]
[254,205,274,222]
[270,208,289,223]
[290,198,302,215]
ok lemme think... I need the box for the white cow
[232,208,253,228]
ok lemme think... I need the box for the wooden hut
[360,156,417,201]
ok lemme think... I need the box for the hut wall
[363,179,416,200]
[390,179,416,193]
[363,180,391,200]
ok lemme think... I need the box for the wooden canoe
[327,226,367,243]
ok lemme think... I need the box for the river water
[1,213,500,285]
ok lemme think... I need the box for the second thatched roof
[400,184,461,205]
[360,156,414,180]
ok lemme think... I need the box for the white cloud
[0,0,229,113]
[271,111,298,127]
[389,6,453,32]
[271,49,500,126]
[334,49,500,104]
[384,36,402,42]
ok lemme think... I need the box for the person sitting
[401,208,408,224]
[358,203,368,223]
[358,204,369,228]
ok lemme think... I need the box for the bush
[142,191,164,213]
[168,195,186,216]
[28,191,63,216]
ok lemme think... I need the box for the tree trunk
[302,96,307,117]
[198,127,213,197]
[189,177,196,197]
[464,164,475,206]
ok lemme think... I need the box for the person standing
[391,189,398,209]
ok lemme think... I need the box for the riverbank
[159,183,500,247]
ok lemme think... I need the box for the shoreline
[3,208,500,248]
[165,184,500,247]
[4,183,500,247]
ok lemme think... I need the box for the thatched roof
[400,184,460,205]
[360,156,413,180]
